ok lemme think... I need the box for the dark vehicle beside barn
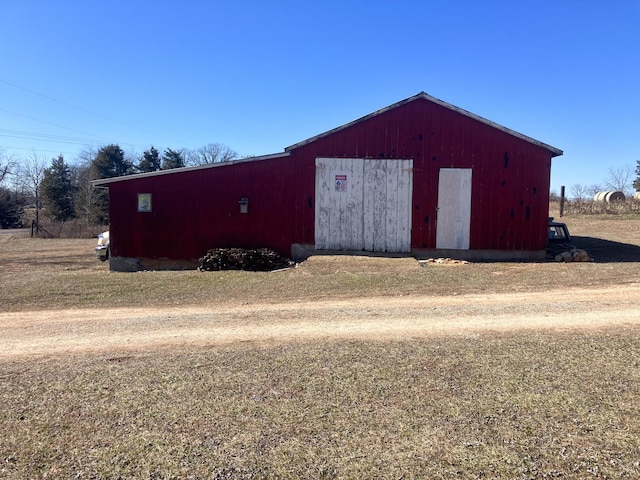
[548,217,571,244]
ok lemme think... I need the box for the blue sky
[1,0,638,194]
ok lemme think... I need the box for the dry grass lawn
[3,331,640,479]
[1,213,640,479]
[1,215,639,312]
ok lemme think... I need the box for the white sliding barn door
[436,168,472,249]
[315,158,365,251]
[315,158,413,252]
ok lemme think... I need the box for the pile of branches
[198,248,294,272]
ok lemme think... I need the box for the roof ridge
[285,92,563,157]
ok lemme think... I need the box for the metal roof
[93,92,562,187]
[284,92,563,157]
[92,152,291,186]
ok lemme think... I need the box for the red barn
[94,92,562,271]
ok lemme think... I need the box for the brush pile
[198,248,294,272]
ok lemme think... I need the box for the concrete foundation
[292,243,545,263]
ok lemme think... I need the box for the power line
[0,106,165,153]
[0,126,150,150]
[0,108,108,141]
[0,145,79,158]
[0,78,179,143]
[0,127,108,145]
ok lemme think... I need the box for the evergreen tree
[41,155,76,222]
[0,187,26,228]
[634,160,640,192]
[92,144,134,179]
[161,148,185,170]
[90,145,134,225]
[138,146,161,173]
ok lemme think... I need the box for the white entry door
[315,158,413,252]
[436,168,472,249]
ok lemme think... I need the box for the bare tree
[73,147,99,224]
[16,152,47,232]
[605,165,635,195]
[586,184,602,199]
[184,143,238,166]
[570,184,587,201]
[0,148,16,184]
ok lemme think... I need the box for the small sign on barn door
[315,158,413,252]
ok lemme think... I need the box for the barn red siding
[289,98,553,252]
[101,94,559,266]
[108,155,299,260]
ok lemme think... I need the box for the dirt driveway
[2,283,639,359]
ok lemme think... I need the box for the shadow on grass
[572,236,640,262]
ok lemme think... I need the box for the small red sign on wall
[335,175,347,192]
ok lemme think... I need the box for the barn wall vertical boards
[315,158,413,252]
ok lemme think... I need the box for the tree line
[0,143,237,230]
[566,162,640,201]
[2,149,638,231]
